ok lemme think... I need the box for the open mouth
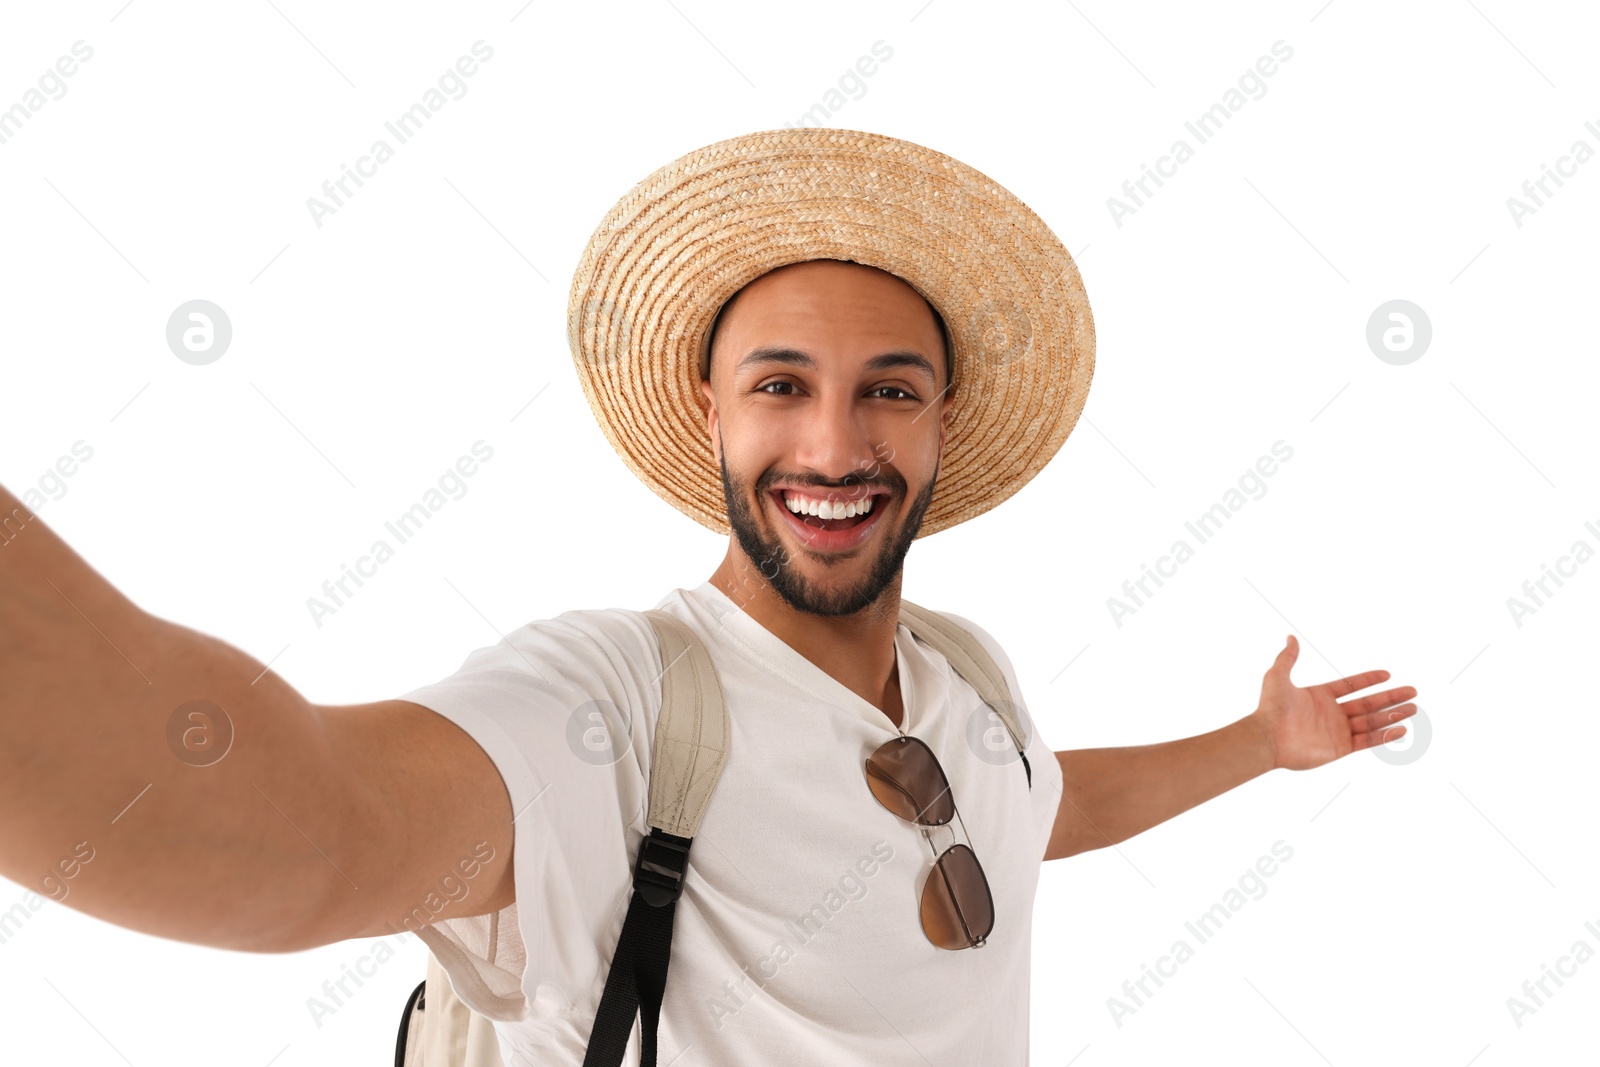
[768,487,890,548]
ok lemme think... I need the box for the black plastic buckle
[632,827,693,907]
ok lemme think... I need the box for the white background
[2,1,1597,1064]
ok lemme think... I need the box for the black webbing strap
[393,979,425,1067]
[582,827,693,1067]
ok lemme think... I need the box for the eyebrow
[734,346,938,383]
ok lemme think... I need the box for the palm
[1252,635,1418,772]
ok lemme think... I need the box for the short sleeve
[397,608,664,1022]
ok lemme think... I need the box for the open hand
[1251,635,1418,771]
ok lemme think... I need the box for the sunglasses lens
[864,737,955,826]
[921,844,992,953]
[920,843,994,950]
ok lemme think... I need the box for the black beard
[716,435,937,618]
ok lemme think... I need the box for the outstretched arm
[0,483,514,950]
[1043,634,1417,861]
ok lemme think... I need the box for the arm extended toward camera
[0,484,514,951]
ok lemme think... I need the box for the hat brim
[567,127,1095,539]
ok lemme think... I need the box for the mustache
[757,472,902,494]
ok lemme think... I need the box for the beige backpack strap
[898,600,1033,784]
[640,608,730,838]
[418,953,506,1066]
[582,609,729,1063]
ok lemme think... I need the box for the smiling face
[699,259,955,617]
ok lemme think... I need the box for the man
[0,128,1415,1065]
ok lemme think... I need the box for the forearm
[1053,715,1275,856]
[0,484,359,950]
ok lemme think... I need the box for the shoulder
[397,605,670,823]
[515,605,660,654]
[521,606,664,679]
[404,605,664,706]
[910,605,1048,750]
[913,606,1020,684]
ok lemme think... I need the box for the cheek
[719,420,787,471]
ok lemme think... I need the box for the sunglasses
[863,735,994,950]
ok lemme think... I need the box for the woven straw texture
[566,127,1095,538]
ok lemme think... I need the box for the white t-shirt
[401,580,1061,1066]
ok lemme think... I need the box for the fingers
[1351,722,1408,752]
[1322,669,1392,699]
[1340,686,1419,718]
[1348,703,1417,737]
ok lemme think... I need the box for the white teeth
[781,490,876,518]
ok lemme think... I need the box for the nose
[791,389,881,486]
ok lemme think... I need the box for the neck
[707,541,905,727]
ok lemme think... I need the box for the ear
[699,377,721,463]
[938,387,956,453]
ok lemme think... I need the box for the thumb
[1267,633,1298,678]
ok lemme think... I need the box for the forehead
[705,260,944,378]
[731,258,925,305]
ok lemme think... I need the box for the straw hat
[566,127,1095,539]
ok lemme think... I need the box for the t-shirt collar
[682,580,922,735]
